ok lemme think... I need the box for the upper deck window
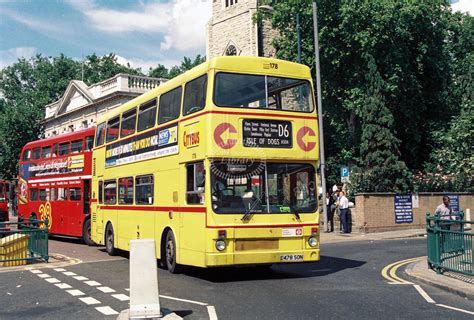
[22,149,31,161]
[158,87,182,124]
[71,140,83,153]
[183,75,207,116]
[85,136,94,152]
[32,148,41,160]
[121,108,137,137]
[214,73,314,113]
[137,99,157,132]
[106,116,120,143]
[59,142,70,156]
[95,122,106,147]
[41,146,51,159]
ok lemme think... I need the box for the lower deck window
[118,177,134,204]
[69,188,81,201]
[135,175,153,205]
[186,162,205,204]
[104,180,117,204]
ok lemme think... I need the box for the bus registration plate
[280,254,304,261]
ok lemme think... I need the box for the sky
[0,0,213,71]
[0,0,472,72]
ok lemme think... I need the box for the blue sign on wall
[394,194,413,224]
[447,194,460,213]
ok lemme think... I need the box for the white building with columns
[44,74,167,137]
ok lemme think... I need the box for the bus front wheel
[165,230,183,274]
[82,219,95,246]
[105,224,117,256]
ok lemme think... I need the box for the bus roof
[22,127,95,150]
[97,56,313,124]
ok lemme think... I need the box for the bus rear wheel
[105,224,117,256]
[82,219,94,246]
[165,230,183,274]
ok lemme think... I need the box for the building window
[69,124,74,132]
[225,0,237,7]
[82,120,88,128]
[186,162,205,204]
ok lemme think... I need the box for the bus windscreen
[214,73,314,112]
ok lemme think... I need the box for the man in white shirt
[338,191,350,233]
[435,196,453,229]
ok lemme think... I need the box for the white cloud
[451,0,473,15]
[66,0,212,52]
[0,47,37,68]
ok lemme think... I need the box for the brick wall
[352,193,474,233]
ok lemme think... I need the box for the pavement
[319,227,426,243]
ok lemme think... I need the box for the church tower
[206,0,277,59]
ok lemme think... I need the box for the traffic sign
[340,166,349,177]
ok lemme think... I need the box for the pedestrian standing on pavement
[326,191,335,232]
[435,196,452,230]
[339,191,349,233]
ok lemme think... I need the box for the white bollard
[129,239,161,319]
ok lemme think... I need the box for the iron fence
[0,219,49,266]
[426,212,473,276]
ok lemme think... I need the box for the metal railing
[426,212,473,276]
[0,219,49,266]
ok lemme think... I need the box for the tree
[259,0,457,190]
[350,55,411,193]
[0,53,140,179]
[148,55,206,79]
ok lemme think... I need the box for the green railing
[0,219,49,266]
[426,212,473,276]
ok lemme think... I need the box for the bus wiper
[242,211,254,222]
[290,206,301,221]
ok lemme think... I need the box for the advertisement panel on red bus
[18,128,95,244]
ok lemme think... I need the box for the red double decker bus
[0,180,8,222]
[18,128,95,244]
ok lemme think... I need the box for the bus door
[83,180,91,215]
[68,184,83,236]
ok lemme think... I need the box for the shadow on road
[181,255,366,283]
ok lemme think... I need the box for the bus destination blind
[242,119,292,148]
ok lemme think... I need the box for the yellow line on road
[381,256,424,284]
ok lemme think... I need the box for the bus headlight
[215,240,226,251]
[308,237,318,247]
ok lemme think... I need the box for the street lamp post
[312,1,328,232]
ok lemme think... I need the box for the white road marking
[95,306,119,315]
[66,289,85,297]
[413,285,435,304]
[79,297,101,305]
[97,286,115,293]
[37,274,51,278]
[111,294,129,301]
[45,278,60,284]
[63,271,77,276]
[84,280,101,286]
[53,268,66,272]
[207,306,218,320]
[436,304,474,315]
[159,294,208,306]
[30,269,42,274]
[55,283,72,289]
[73,276,89,281]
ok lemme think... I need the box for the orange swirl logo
[38,201,52,229]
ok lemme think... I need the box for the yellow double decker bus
[91,56,320,272]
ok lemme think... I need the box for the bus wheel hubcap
[167,239,174,265]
